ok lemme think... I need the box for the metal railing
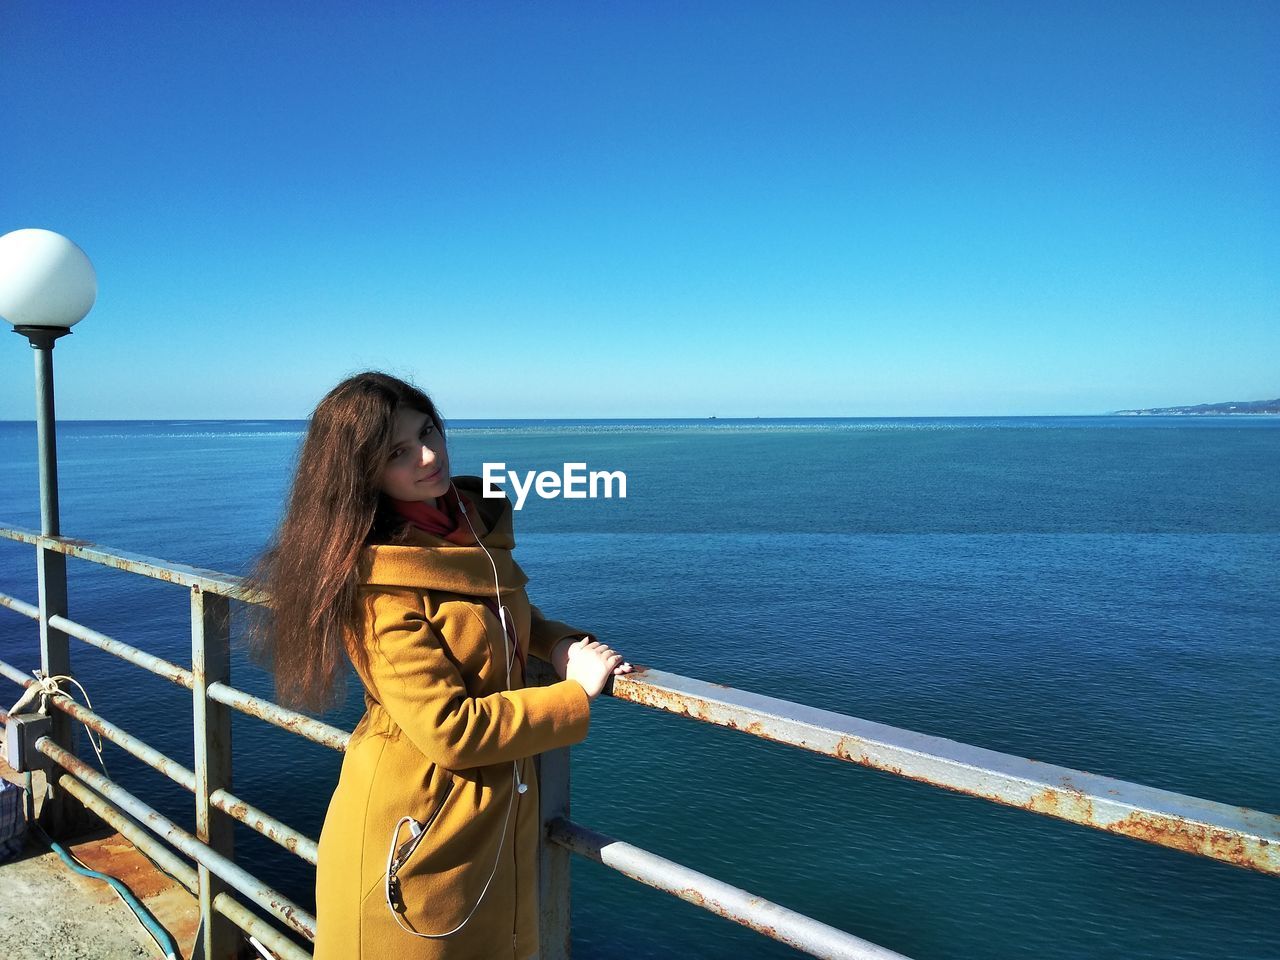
[1,524,1278,960]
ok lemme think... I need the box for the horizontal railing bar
[0,663,320,865]
[0,525,266,604]
[58,773,313,960]
[48,613,195,690]
[208,787,319,866]
[0,589,40,620]
[611,668,1280,876]
[33,735,317,940]
[206,681,350,753]
[4,593,347,752]
[0,658,34,693]
[213,892,313,960]
[548,818,909,960]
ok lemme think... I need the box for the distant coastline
[1112,397,1280,416]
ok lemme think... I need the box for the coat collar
[358,476,529,595]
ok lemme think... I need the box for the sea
[0,416,1277,960]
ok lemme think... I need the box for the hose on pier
[33,814,181,960]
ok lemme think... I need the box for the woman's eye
[389,449,403,460]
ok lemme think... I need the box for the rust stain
[59,830,202,949]
[269,896,315,938]
[1108,810,1269,873]
[673,884,790,943]
[1024,784,1097,824]
[70,834,171,899]
[680,887,707,908]
[834,734,866,761]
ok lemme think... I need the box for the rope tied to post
[6,670,109,776]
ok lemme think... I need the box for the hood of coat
[358,475,530,596]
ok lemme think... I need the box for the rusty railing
[1,524,1277,960]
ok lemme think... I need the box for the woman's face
[379,406,451,504]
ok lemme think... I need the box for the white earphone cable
[382,481,527,939]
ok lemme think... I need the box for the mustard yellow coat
[314,477,594,960]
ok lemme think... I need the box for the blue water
[1,417,1277,959]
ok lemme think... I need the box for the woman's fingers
[578,647,627,660]
[570,638,632,673]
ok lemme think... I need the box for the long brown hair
[244,371,444,712]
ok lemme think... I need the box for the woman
[247,371,632,959]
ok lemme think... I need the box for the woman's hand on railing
[550,636,630,681]
[564,639,632,698]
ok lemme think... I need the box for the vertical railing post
[192,585,237,960]
[531,658,573,960]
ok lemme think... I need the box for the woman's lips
[419,468,442,483]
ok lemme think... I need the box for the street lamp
[0,228,97,835]
[0,228,97,533]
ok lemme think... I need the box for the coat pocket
[387,776,457,893]
[358,766,457,907]
[371,773,503,937]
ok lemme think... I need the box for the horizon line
[4,412,1280,424]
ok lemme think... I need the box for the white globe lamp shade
[0,228,98,330]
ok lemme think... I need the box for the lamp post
[0,228,97,836]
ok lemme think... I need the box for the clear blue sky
[2,2,1276,418]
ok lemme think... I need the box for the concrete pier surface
[0,760,202,960]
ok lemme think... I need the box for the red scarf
[390,485,480,544]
